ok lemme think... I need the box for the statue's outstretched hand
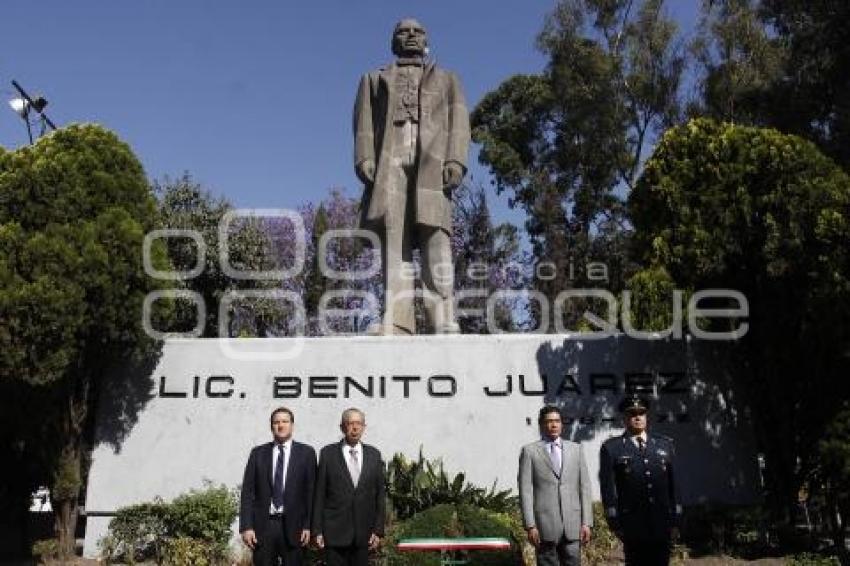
[442,161,464,191]
[356,159,376,185]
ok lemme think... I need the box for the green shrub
[580,502,621,566]
[163,536,215,566]
[164,482,238,560]
[31,538,59,563]
[101,483,237,564]
[382,504,523,566]
[103,501,169,564]
[386,450,517,521]
[232,548,254,566]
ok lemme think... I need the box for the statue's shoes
[364,321,458,335]
[436,322,461,334]
[366,322,414,336]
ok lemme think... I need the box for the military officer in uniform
[599,395,682,566]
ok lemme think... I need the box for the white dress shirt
[343,441,363,484]
[629,431,648,450]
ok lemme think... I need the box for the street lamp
[8,80,57,144]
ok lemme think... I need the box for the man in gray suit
[519,406,593,565]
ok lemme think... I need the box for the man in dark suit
[599,395,682,566]
[313,407,386,566]
[239,407,317,566]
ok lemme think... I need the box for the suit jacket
[312,441,386,548]
[599,433,682,542]
[518,439,593,542]
[354,61,470,232]
[239,440,317,546]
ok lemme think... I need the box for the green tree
[622,265,678,332]
[303,204,330,333]
[760,0,850,170]
[692,0,850,171]
[0,125,172,557]
[452,183,523,333]
[294,188,381,336]
[472,0,685,328]
[690,0,786,124]
[629,118,850,532]
[155,174,284,337]
[815,402,850,560]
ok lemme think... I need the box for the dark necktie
[273,444,286,509]
[637,437,646,454]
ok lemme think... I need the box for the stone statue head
[391,18,428,58]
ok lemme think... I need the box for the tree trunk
[834,502,848,564]
[53,388,86,562]
[51,369,92,561]
[55,495,79,560]
[53,441,82,560]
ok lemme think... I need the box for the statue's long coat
[354,61,470,232]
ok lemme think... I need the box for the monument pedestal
[83,334,759,557]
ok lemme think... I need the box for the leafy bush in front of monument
[102,483,237,565]
[580,501,622,566]
[386,450,517,521]
[102,501,169,563]
[381,503,524,566]
[31,538,60,564]
[162,536,214,566]
[164,482,238,560]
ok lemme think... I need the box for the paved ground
[3,558,793,565]
[683,559,785,565]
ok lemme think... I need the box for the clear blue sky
[0,1,699,224]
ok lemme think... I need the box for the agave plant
[386,448,517,521]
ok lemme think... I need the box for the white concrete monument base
[83,334,759,557]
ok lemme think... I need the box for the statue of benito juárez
[354,18,470,335]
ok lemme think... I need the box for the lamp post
[8,80,57,144]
